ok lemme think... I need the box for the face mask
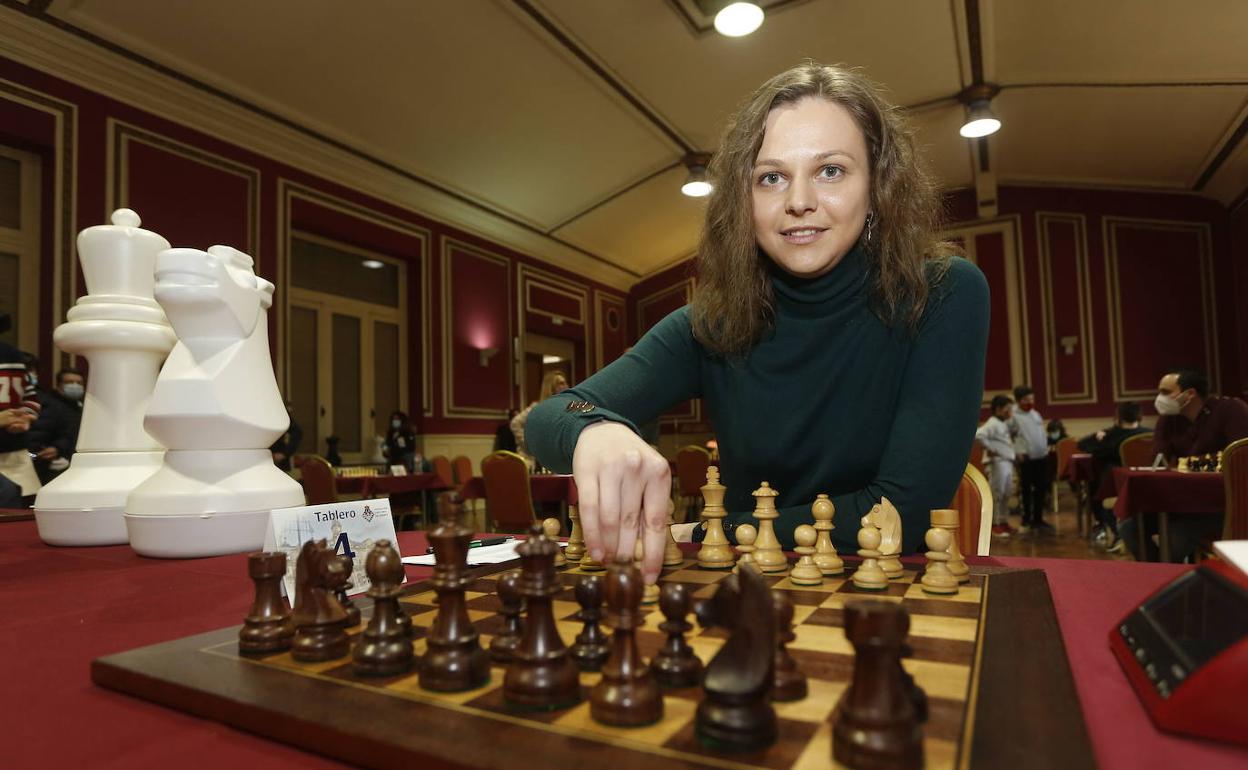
[62,383,84,401]
[1020,403,1034,412]
[391,419,401,429]
[1155,393,1182,416]
[1048,430,1061,440]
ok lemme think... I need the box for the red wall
[627,259,708,433]
[628,184,1243,422]
[0,55,628,442]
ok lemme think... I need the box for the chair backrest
[451,455,474,485]
[967,442,984,471]
[1118,432,1156,468]
[298,455,339,506]
[1223,437,1248,540]
[431,455,455,488]
[675,445,711,497]
[949,462,993,556]
[1055,436,1079,479]
[481,451,536,530]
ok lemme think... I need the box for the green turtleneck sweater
[527,244,989,554]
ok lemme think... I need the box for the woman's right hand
[572,421,672,584]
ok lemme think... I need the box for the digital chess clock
[1109,559,1248,746]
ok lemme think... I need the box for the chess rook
[239,551,294,655]
[420,494,490,691]
[35,209,177,546]
[696,466,734,569]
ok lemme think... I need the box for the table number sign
[263,498,403,598]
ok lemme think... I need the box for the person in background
[1011,385,1053,534]
[383,411,418,473]
[0,334,39,506]
[1121,368,1248,561]
[976,395,1016,538]
[1046,418,1068,446]
[511,371,568,465]
[1077,401,1149,550]
[493,408,519,453]
[27,367,85,483]
[270,402,302,472]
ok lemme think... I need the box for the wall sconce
[478,347,499,367]
[1059,336,1079,356]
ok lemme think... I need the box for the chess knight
[125,245,304,557]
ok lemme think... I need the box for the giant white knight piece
[34,209,177,546]
[124,244,303,557]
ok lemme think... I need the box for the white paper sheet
[402,540,566,567]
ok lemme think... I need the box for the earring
[864,212,876,247]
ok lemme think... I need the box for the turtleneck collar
[769,240,869,318]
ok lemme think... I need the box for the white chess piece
[35,210,177,546]
[124,245,303,557]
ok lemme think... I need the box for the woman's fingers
[613,450,645,567]
[596,457,623,564]
[639,455,673,583]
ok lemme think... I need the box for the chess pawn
[543,518,567,568]
[565,505,586,563]
[503,522,580,708]
[789,525,823,586]
[650,582,702,688]
[663,499,684,568]
[125,244,304,557]
[811,494,844,576]
[489,570,524,664]
[920,527,959,595]
[579,548,606,572]
[1177,456,1190,472]
[734,524,761,574]
[634,539,660,605]
[353,540,414,676]
[421,494,491,691]
[239,551,294,655]
[772,590,808,702]
[931,508,969,583]
[591,555,663,726]
[35,209,178,546]
[696,466,734,569]
[751,482,788,574]
[852,523,889,591]
[570,574,610,671]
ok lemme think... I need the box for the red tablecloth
[459,473,578,506]
[1111,467,1225,521]
[334,472,447,498]
[3,521,1245,769]
[1064,453,1097,484]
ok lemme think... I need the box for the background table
[2,520,1245,769]
[1111,467,1225,562]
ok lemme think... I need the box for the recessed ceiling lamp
[361,259,384,269]
[957,83,1002,139]
[681,152,713,198]
[713,2,764,37]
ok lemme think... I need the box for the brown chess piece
[503,522,581,709]
[695,568,777,752]
[335,555,362,629]
[488,570,524,664]
[291,539,351,662]
[570,574,610,671]
[650,582,702,688]
[352,540,414,676]
[772,590,808,701]
[590,555,663,726]
[239,551,294,655]
[420,492,490,691]
[832,600,922,770]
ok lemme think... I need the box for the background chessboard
[92,558,1095,770]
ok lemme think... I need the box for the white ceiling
[41,0,1248,278]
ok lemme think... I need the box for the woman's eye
[758,172,782,186]
[819,165,844,179]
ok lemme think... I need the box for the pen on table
[426,536,515,554]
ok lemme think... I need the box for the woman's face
[751,97,871,279]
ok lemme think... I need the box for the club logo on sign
[362,505,375,523]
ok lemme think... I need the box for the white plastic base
[33,450,166,546]
[125,448,305,558]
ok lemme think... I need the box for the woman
[511,370,569,464]
[528,63,989,583]
[383,411,418,473]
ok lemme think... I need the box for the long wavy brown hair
[690,62,952,357]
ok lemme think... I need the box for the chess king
[124,244,303,557]
[34,209,178,547]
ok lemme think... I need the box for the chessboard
[92,557,1095,770]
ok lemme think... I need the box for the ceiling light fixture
[361,259,384,269]
[713,2,765,37]
[957,83,1002,139]
[681,152,713,198]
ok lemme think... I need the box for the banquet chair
[481,450,537,533]
[451,455,474,485]
[1052,436,1079,517]
[298,455,339,506]
[1221,437,1248,541]
[967,442,984,472]
[949,462,993,556]
[431,455,455,489]
[1118,432,1156,469]
[674,445,712,522]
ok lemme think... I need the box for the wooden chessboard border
[91,562,1094,770]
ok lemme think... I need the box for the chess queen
[525,63,990,580]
